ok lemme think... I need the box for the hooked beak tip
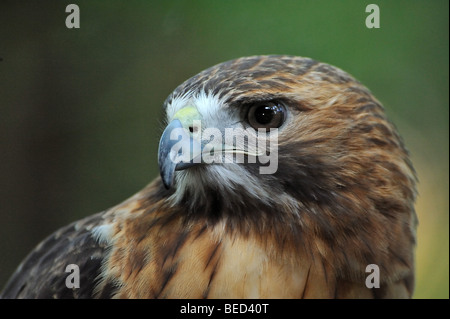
[158,119,202,189]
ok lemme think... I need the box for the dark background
[0,0,448,298]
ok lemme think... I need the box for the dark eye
[247,101,285,130]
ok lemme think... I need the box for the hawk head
[157,55,417,289]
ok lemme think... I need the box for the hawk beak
[158,107,203,189]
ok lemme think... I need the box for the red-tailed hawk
[1,55,417,299]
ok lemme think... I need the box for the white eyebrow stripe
[192,90,224,120]
[166,90,194,121]
[166,90,225,123]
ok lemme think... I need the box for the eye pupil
[247,101,285,130]
[254,105,274,125]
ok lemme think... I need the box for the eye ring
[247,101,286,130]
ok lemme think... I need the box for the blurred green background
[0,0,448,298]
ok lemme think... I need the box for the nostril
[189,126,199,133]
